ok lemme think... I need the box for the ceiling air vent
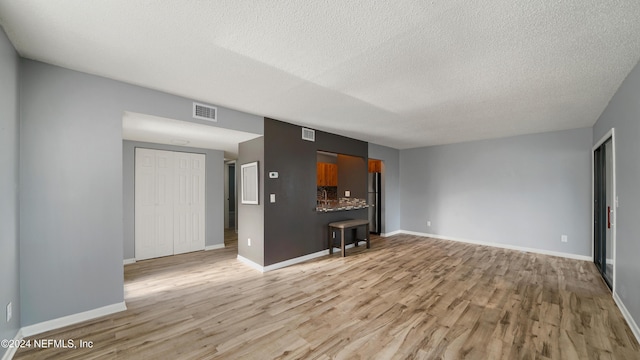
[193,102,217,122]
[302,127,315,142]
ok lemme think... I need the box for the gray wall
[19,59,263,326]
[238,137,265,266]
[263,118,368,266]
[400,127,593,256]
[593,60,640,331]
[122,141,225,260]
[0,26,20,356]
[368,143,401,235]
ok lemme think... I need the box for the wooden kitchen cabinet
[368,159,382,173]
[326,163,337,186]
[317,163,326,186]
[317,162,337,186]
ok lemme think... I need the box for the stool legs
[366,223,370,249]
[328,226,333,254]
[328,222,370,257]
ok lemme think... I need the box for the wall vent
[193,102,217,122]
[302,128,315,142]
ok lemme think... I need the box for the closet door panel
[136,149,205,259]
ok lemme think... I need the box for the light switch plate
[7,302,12,322]
[270,194,276,203]
[345,190,350,197]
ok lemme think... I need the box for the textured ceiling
[1,1,639,149]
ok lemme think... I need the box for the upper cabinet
[368,159,382,173]
[317,162,338,186]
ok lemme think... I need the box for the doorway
[229,163,236,229]
[225,161,236,230]
[593,130,615,290]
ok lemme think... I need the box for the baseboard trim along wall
[236,255,264,272]
[123,258,136,265]
[614,292,640,345]
[237,244,356,273]
[205,244,225,251]
[1,329,23,360]
[381,230,402,237]
[400,230,592,262]
[20,302,127,338]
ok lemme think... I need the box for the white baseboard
[613,292,640,345]
[123,258,136,265]
[381,230,402,237]
[20,302,127,338]
[205,244,225,251]
[1,328,23,360]
[236,255,264,272]
[237,244,357,273]
[262,249,329,272]
[400,230,592,261]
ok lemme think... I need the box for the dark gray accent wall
[337,154,367,199]
[238,137,265,265]
[368,143,401,235]
[400,127,592,255]
[122,141,225,260]
[19,59,263,326]
[263,118,368,266]
[0,26,20,356]
[593,60,640,331]
[317,153,337,164]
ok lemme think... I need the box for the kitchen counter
[316,198,369,212]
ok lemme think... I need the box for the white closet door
[174,152,206,254]
[135,149,157,260]
[154,150,175,258]
[135,149,174,260]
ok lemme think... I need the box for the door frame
[592,128,616,293]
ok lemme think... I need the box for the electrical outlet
[270,194,276,203]
[345,190,350,197]
[427,221,431,227]
[333,231,336,239]
[561,235,568,243]
[248,238,251,246]
[7,302,12,322]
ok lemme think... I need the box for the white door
[136,148,205,260]
[174,152,206,254]
[135,149,174,260]
[155,150,175,258]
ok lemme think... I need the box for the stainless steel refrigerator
[368,173,381,234]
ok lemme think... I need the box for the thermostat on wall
[269,172,279,179]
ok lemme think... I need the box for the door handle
[607,206,611,229]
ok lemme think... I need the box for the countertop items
[316,198,369,212]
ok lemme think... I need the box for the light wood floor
[15,231,640,359]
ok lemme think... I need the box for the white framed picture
[241,161,259,204]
